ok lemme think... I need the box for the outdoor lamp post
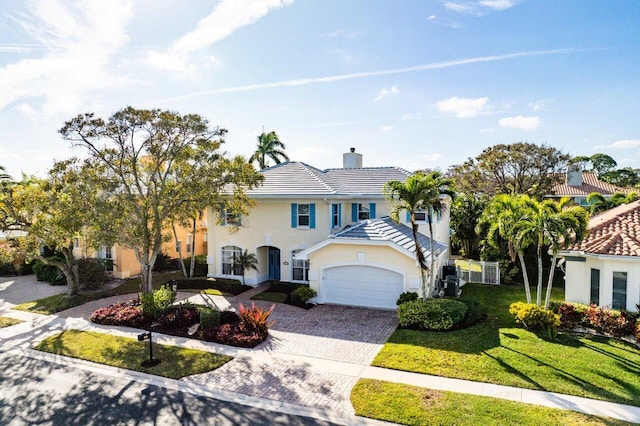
[138,328,161,367]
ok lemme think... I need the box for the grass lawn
[251,281,313,309]
[352,379,633,426]
[0,316,23,328]
[35,329,232,379]
[373,283,640,406]
[252,292,288,303]
[12,273,248,315]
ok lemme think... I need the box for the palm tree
[587,191,638,215]
[480,194,533,303]
[542,204,588,309]
[384,171,454,299]
[450,193,486,259]
[234,249,259,285]
[250,131,289,170]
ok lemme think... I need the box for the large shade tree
[448,142,570,198]
[250,131,289,170]
[59,107,263,292]
[385,171,454,299]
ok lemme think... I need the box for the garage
[322,265,404,309]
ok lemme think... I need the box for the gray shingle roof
[332,216,447,260]
[247,161,411,197]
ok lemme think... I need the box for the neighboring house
[72,224,207,279]
[558,201,640,312]
[549,164,635,206]
[205,149,452,309]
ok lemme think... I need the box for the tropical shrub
[77,258,108,290]
[398,299,468,331]
[509,302,559,339]
[238,302,275,336]
[33,257,66,285]
[90,301,145,327]
[554,302,589,330]
[585,305,634,337]
[198,306,221,329]
[199,322,265,347]
[157,305,200,327]
[140,284,177,319]
[291,286,317,304]
[220,310,240,325]
[396,291,419,306]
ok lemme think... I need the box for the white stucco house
[205,149,452,309]
[559,201,640,312]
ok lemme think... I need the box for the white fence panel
[455,260,500,286]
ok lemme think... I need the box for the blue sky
[1,0,639,179]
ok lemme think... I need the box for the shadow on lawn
[0,352,335,425]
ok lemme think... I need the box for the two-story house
[205,149,451,309]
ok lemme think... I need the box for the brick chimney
[343,147,363,168]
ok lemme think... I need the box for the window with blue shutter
[369,203,376,219]
[291,203,298,228]
[352,203,358,222]
[332,204,341,228]
[309,203,316,229]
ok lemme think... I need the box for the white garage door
[323,265,403,309]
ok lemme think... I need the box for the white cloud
[436,96,492,118]
[379,125,394,132]
[444,2,476,13]
[607,139,640,149]
[427,15,437,20]
[146,0,294,75]
[374,86,399,102]
[479,0,517,10]
[0,0,133,117]
[479,127,494,133]
[393,153,443,172]
[445,0,518,15]
[498,115,541,130]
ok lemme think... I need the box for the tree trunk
[172,223,187,277]
[140,263,153,293]
[536,244,543,306]
[39,254,79,296]
[544,253,557,310]
[189,217,197,278]
[411,218,428,300]
[517,251,532,304]
[428,215,436,298]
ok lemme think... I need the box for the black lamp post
[138,328,161,367]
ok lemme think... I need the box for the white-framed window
[612,271,627,310]
[221,246,242,275]
[220,206,242,226]
[331,203,340,228]
[358,203,370,220]
[186,234,193,253]
[414,208,427,222]
[297,204,310,227]
[291,249,309,282]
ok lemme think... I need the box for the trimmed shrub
[140,284,177,319]
[199,306,221,329]
[396,292,419,306]
[459,299,487,328]
[555,302,589,330]
[509,302,559,339]
[398,299,468,331]
[77,258,108,290]
[291,286,317,304]
[238,302,274,336]
[33,258,66,285]
[199,322,266,348]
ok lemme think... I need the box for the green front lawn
[373,284,640,406]
[35,329,232,379]
[352,379,632,426]
[0,316,23,328]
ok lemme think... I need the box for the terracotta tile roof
[550,172,635,197]
[566,201,640,257]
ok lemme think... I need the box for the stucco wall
[565,255,640,311]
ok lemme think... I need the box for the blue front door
[268,248,281,280]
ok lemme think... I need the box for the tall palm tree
[480,194,533,303]
[384,171,454,299]
[250,131,289,170]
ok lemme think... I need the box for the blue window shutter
[369,203,376,219]
[338,204,342,227]
[352,203,358,222]
[310,203,316,229]
[406,210,411,222]
[291,203,298,228]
